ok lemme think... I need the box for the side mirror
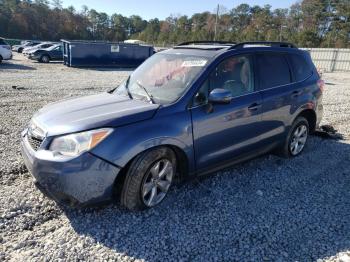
[208,88,232,104]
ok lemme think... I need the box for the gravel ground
[0,54,349,262]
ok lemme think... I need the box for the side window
[288,54,312,82]
[256,53,291,90]
[193,55,254,106]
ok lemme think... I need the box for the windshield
[47,45,61,51]
[114,53,208,104]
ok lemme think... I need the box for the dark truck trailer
[61,40,155,67]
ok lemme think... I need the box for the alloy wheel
[42,56,49,63]
[141,159,174,207]
[290,124,308,155]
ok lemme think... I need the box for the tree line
[0,0,349,48]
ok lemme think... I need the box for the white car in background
[22,42,56,56]
[0,38,12,63]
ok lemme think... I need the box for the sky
[61,0,297,20]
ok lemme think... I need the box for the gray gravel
[1,54,349,261]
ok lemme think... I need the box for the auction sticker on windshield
[182,60,207,67]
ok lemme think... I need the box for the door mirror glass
[208,88,232,104]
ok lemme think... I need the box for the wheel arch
[112,144,190,199]
[295,109,317,133]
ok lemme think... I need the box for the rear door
[256,52,295,145]
[191,54,263,172]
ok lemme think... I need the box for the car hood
[32,93,159,136]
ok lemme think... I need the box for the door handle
[248,103,261,111]
[291,90,302,97]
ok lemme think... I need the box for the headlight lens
[49,128,113,157]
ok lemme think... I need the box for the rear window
[256,53,291,90]
[288,54,312,82]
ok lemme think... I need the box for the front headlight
[49,128,113,157]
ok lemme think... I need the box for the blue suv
[21,41,324,210]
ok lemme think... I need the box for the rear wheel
[40,55,50,63]
[277,117,309,158]
[120,147,176,210]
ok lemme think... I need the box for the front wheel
[40,55,50,63]
[120,147,176,210]
[277,117,309,158]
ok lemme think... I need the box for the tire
[277,117,309,158]
[0,55,2,64]
[40,55,50,63]
[18,48,23,53]
[121,147,176,211]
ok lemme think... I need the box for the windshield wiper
[136,80,155,104]
[125,76,133,100]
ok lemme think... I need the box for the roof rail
[230,41,297,49]
[177,41,237,46]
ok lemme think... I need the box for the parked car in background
[12,40,42,53]
[0,38,12,63]
[28,44,63,63]
[124,39,146,45]
[23,42,56,56]
[21,41,323,210]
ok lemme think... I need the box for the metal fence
[301,48,350,72]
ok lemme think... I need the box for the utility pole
[214,4,219,41]
[280,25,287,42]
[279,24,282,42]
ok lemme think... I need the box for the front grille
[27,135,43,151]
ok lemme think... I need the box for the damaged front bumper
[20,130,121,207]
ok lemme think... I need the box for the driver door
[51,46,62,60]
[190,54,263,172]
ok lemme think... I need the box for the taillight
[317,79,325,93]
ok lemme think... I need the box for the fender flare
[290,102,317,127]
[116,136,192,169]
